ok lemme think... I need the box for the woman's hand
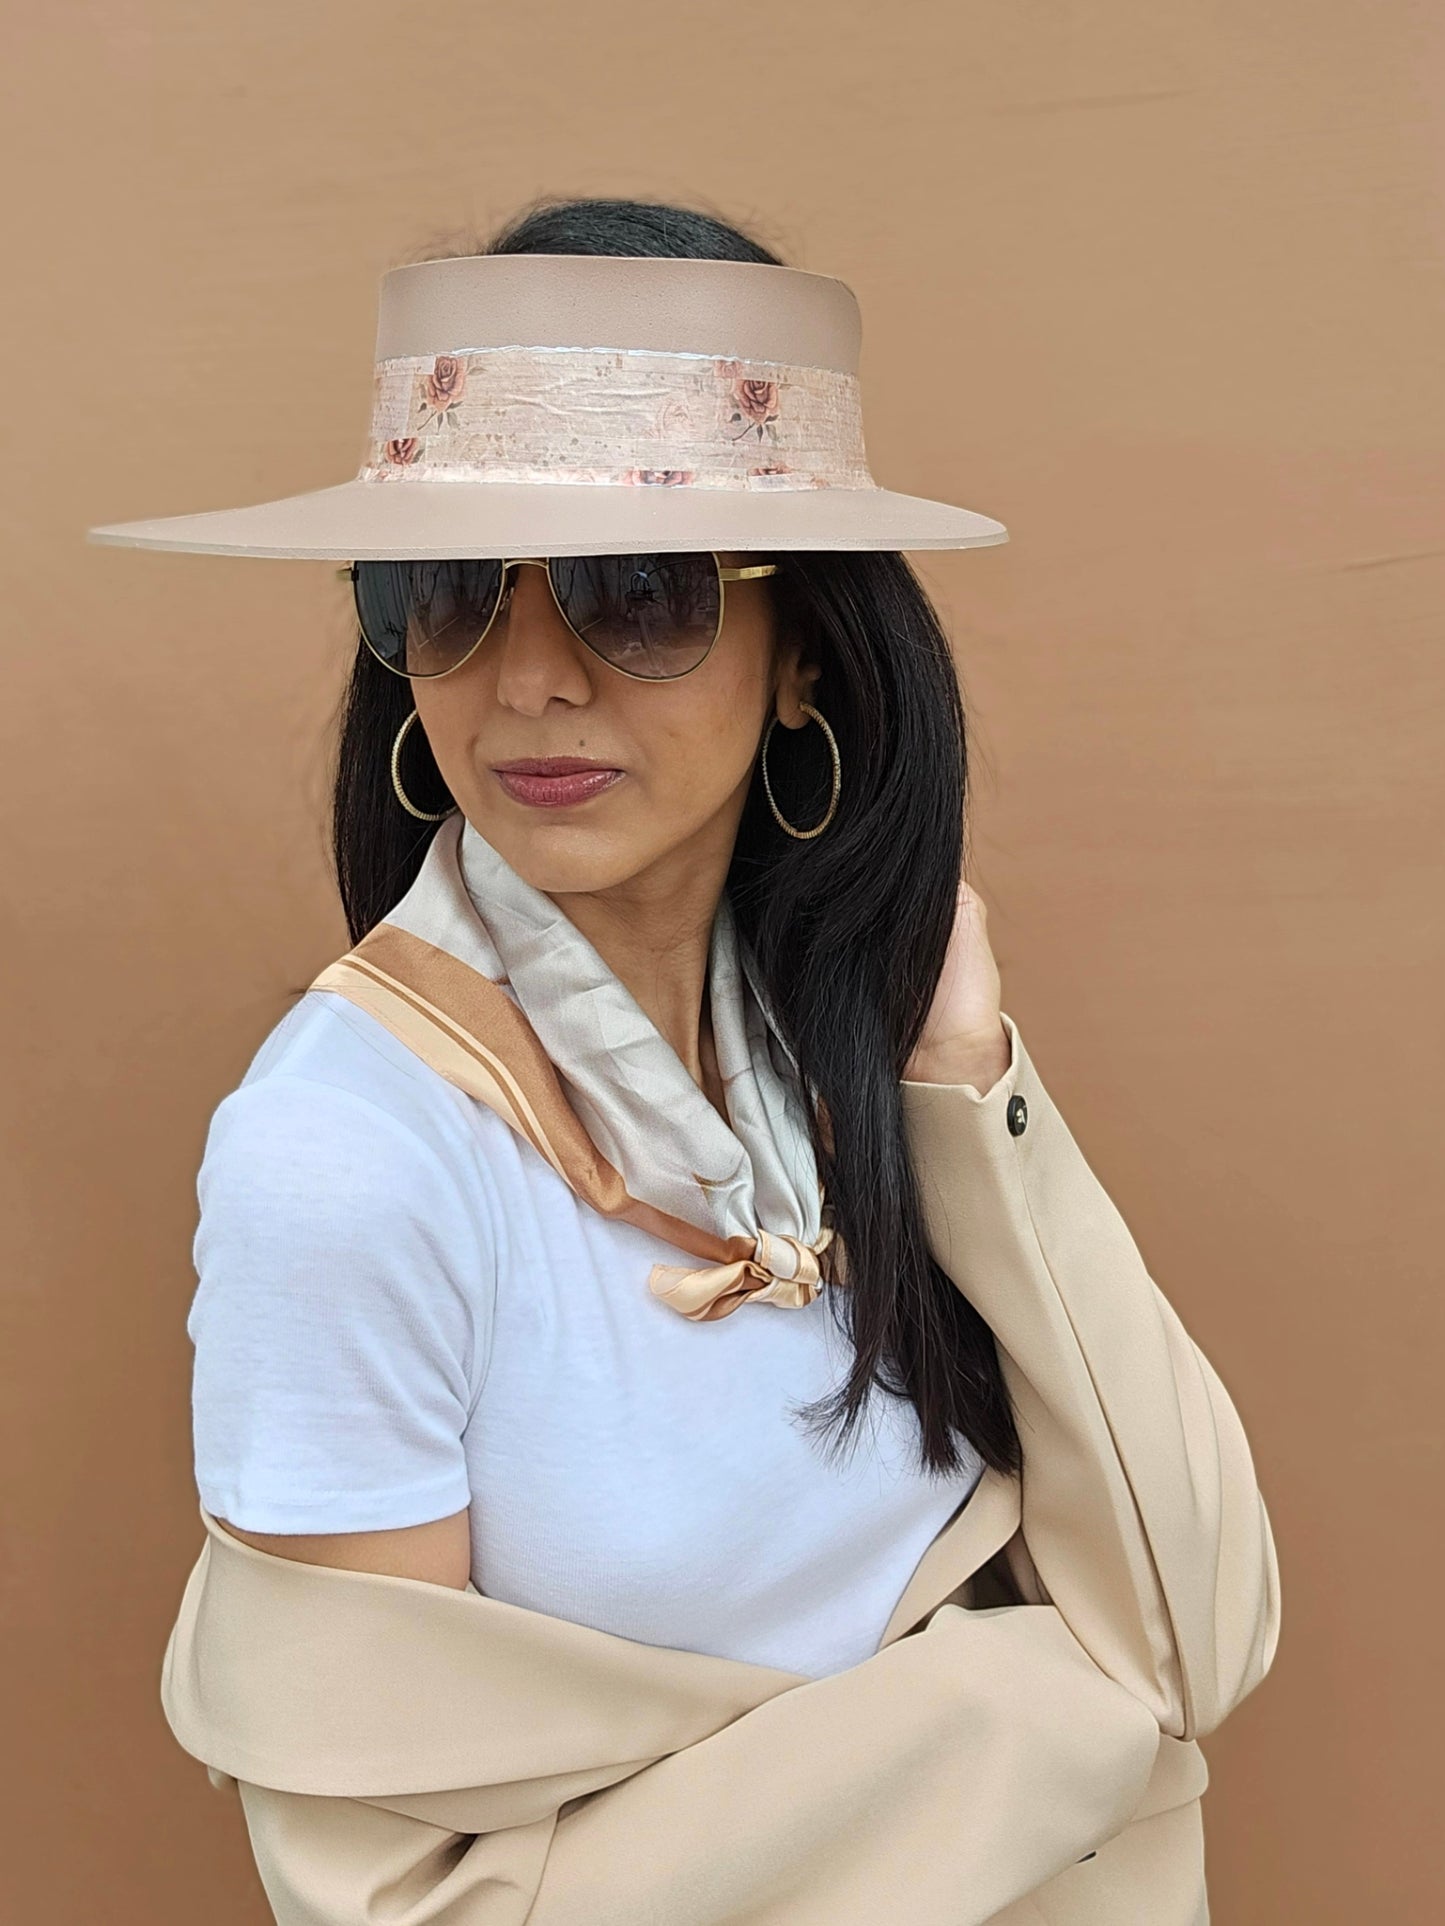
[902,876,1012,1092]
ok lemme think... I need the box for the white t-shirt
[187,987,985,1680]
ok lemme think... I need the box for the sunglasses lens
[353,560,504,676]
[550,553,721,678]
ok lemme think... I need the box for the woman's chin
[468,807,654,898]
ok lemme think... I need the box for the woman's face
[412,554,819,896]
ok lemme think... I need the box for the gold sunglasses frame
[337,554,779,683]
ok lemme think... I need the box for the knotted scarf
[309,810,839,1321]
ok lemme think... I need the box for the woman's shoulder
[213,987,498,1173]
[195,989,518,1268]
[192,988,500,1342]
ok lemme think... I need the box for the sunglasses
[339,553,779,682]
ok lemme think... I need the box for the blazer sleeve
[898,1009,1283,1743]
[230,1588,1163,1926]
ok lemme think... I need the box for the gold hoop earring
[760,701,841,840]
[390,708,455,822]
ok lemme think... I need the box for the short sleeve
[187,1073,488,1534]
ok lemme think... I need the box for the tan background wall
[4,2,1440,1919]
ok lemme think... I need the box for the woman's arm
[214,1510,473,1590]
[898,879,1279,1741]
[900,1009,1283,1742]
[229,1585,1160,1926]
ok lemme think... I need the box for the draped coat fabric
[161,823,1282,1924]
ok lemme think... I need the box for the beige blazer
[161,981,1281,1925]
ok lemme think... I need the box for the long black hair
[330,195,1021,1482]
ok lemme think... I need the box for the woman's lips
[492,766,625,808]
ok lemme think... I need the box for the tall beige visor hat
[84,253,1008,560]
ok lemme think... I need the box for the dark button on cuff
[1006,1094,1028,1137]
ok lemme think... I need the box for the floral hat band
[86,253,1009,560]
[363,344,872,493]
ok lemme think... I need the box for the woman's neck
[543,840,731,1118]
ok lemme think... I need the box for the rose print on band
[715,359,782,445]
[417,354,467,431]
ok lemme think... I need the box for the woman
[88,197,1280,1924]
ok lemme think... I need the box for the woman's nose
[499,561,563,639]
[493,562,592,696]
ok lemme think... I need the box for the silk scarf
[308,810,838,1321]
